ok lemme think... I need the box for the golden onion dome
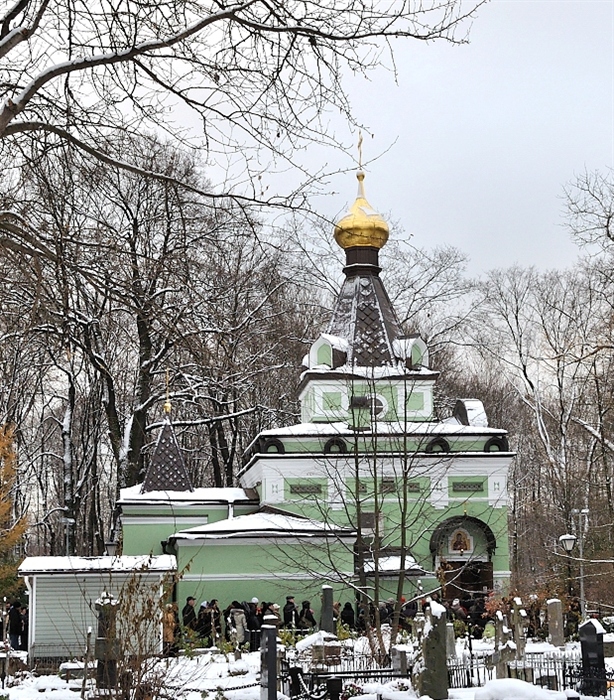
[334,171,389,250]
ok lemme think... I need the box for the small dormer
[308,334,348,370]
[453,399,489,428]
[392,335,429,369]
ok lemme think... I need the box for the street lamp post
[559,533,577,601]
[559,508,589,619]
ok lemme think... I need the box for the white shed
[19,555,177,661]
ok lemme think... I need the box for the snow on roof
[363,556,426,576]
[301,364,437,381]
[171,511,355,541]
[118,485,255,505]
[19,554,176,575]
[257,420,507,439]
[320,334,349,352]
[461,399,489,428]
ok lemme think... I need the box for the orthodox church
[117,170,513,609]
[21,171,513,659]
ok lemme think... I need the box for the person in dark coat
[451,598,467,621]
[340,602,355,629]
[245,601,261,651]
[258,601,268,624]
[298,600,317,630]
[182,596,197,630]
[283,596,299,628]
[210,599,222,643]
[8,601,22,649]
[400,599,417,632]
[19,607,28,651]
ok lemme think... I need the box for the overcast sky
[318,0,613,277]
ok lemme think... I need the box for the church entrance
[443,560,493,602]
[429,515,497,601]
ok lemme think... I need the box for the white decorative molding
[488,474,508,507]
[430,475,449,509]
[266,476,284,504]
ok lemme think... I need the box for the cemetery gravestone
[547,599,564,647]
[579,619,606,697]
[493,611,515,680]
[260,624,277,700]
[320,585,334,634]
[391,646,408,674]
[412,611,425,643]
[419,601,448,700]
[511,597,527,660]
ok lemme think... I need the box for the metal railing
[447,658,494,688]
[281,663,411,699]
[449,655,614,697]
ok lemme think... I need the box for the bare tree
[461,262,614,600]
[0,0,482,197]
[565,169,614,250]
[0,134,326,553]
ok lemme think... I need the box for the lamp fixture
[559,533,577,553]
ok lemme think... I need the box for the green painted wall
[269,489,509,579]
[302,377,435,424]
[175,538,356,615]
[121,504,255,555]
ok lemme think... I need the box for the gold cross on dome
[164,368,172,414]
[357,131,363,169]
[358,131,362,170]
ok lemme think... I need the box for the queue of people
[161,590,497,656]
[163,594,352,655]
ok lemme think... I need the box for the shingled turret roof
[328,171,403,367]
[141,416,193,493]
[327,272,403,367]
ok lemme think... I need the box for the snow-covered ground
[0,637,603,700]
[1,669,592,700]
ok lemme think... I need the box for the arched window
[261,438,285,454]
[425,437,450,453]
[324,438,347,454]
